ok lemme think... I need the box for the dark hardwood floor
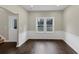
[0,39,77,54]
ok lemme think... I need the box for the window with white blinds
[36,17,54,32]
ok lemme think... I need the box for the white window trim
[36,17,55,33]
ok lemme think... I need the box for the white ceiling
[22,5,68,11]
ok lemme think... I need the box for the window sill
[36,31,54,33]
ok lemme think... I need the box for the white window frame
[36,17,55,33]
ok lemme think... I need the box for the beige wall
[0,8,15,40]
[28,11,64,31]
[64,6,79,36]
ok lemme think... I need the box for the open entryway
[0,7,19,46]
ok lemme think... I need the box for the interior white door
[9,16,17,42]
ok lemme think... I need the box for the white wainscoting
[16,31,28,47]
[64,32,79,53]
[4,31,28,47]
[27,31,64,40]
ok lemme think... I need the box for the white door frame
[8,15,19,47]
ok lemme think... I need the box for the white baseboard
[3,30,79,53]
[16,40,28,47]
[27,31,64,40]
[5,31,64,47]
[16,39,29,47]
[64,32,79,53]
[4,40,17,42]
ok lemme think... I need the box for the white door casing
[9,16,17,42]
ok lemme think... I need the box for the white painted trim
[16,39,29,47]
[64,32,79,53]
[4,40,17,42]
[36,17,55,32]
[16,31,28,47]
[27,31,64,40]
[8,16,17,42]
[16,38,28,47]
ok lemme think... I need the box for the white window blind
[36,17,54,32]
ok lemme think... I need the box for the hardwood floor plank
[0,39,77,54]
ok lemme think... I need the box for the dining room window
[36,17,54,32]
